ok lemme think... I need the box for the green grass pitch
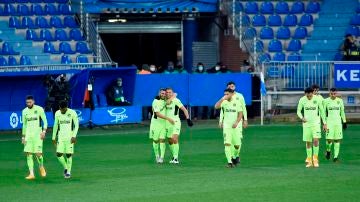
[0,123,359,201]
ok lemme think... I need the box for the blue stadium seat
[253,40,264,52]
[64,16,78,28]
[44,42,59,53]
[244,2,258,14]
[40,29,56,41]
[260,27,274,39]
[22,16,38,29]
[20,55,32,65]
[272,52,285,61]
[283,14,297,26]
[9,16,21,28]
[346,26,359,36]
[244,27,257,38]
[240,15,250,26]
[252,14,266,27]
[57,0,68,3]
[61,55,72,64]
[260,2,274,14]
[275,1,289,14]
[31,4,45,15]
[234,1,243,12]
[59,42,76,54]
[8,56,17,65]
[76,42,92,54]
[290,1,305,14]
[350,14,360,26]
[98,94,108,107]
[17,4,31,16]
[36,16,51,28]
[44,0,56,3]
[26,29,42,41]
[268,14,282,26]
[287,39,301,51]
[59,4,73,15]
[70,29,84,41]
[268,39,282,52]
[305,1,320,14]
[3,4,16,16]
[298,14,313,26]
[55,29,69,41]
[29,0,42,3]
[259,53,271,63]
[2,42,20,55]
[0,56,8,66]
[287,52,301,61]
[293,26,307,39]
[276,26,291,39]
[45,4,59,15]
[77,55,89,63]
[267,66,280,78]
[50,16,65,28]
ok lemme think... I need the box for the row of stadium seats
[0,0,68,3]
[246,26,308,40]
[0,55,31,65]
[0,3,72,16]
[253,39,302,52]
[60,54,90,64]
[0,42,20,55]
[259,52,301,62]
[233,1,320,14]
[44,41,91,54]
[9,16,78,29]
[26,28,84,41]
[239,13,314,27]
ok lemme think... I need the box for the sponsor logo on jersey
[329,107,340,110]
[225,109,237,112]
[60,120,71,124]
[26,117,38,121]
[305,107,317,110]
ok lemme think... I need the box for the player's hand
[187,119,193,127]
[342,122,348,130]
[219,122,223,128]
[323,124,328,131]
[302,118,307,123]
[167,118,175,125]
[243,120,248,128]
[232,122,238,128]
[71,137,77,144]
[52,140,57,147]
[21,137,26,145]
[40,131,46,140]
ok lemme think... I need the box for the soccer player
[297,88,327,168]
[21,95,48,180]
[324,88,347,162]
[149,88,175,164]
[226,81,248,128]
[215,88,243,168]
[52,100,79,179]
[165,88,193,164]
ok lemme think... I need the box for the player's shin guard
[66,157,72,174]
[27,155,34,174]
[160,142,166,159]
[173,143,179,159]
[326,141,333,152]
[225,145,232,164]
[57,156,67,170]
[334,142,340,158]
[233,142,242,158]
[152,142,159,158]
[306,147,312,159]
[313,145,319,156]
[36,155,44,167]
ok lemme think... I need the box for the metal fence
[0,63,113,72]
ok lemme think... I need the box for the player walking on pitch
[323,88,347,162]
[215,88,243,168]
[165,88,193,164]
[52,100,79,178]
[22,95,48,180]
[149,88,175,164]
[297,88,327,168]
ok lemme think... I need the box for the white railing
[0,63,113,72]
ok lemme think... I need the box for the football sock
[36,155,44,167]
[334,142,340,158]
[66,157,72,174]
[306,147,312,158]
[152,142,159,157]
[313,145,319,157]
[326,141,333,152]
[27,155,34,175]
[173,143,179,159]
[225,146,232,163]
[160,142,166,159]
[57,156,67,170]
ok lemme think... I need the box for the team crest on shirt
[337,101,340,104]
[67,114,71,117]
[313,101,317,104]
[236,97,239,100]
[34,110,37,114]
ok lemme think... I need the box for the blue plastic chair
[4,4,16,15]
[26,29,41,41]
[350,14,360,26]
[252,14,266,26]
[244,2,258,14]
[45,4,59,15]
[346,26,359,37]
[40,29,56,41]
[20,56,32,65]
[268,14,282,26]
[50,16,65,28]
[240,15,250,26]
[260,2,273,14]
[64,16,78,28]
[61,55,72,64]
[234,1,243,12]
[276,26,291,39]
[59,4,73,15]
[298,14,313,26]
[275,1,289,14]
[253,40,264,52]
[0,56,8,66]
[290,1,305,14]
[305,1,320,14]
[260,27,274,39]
[56,0,68,3]
[31,4,45,15]
[268,39,282,52]
[2,42,20,55]
[60,42,76,54]
[77,55,89,63]
[293,26,307,39]
[272,52,286,61]
[287,52,301,61]
[44,42,59,53]
[17,4,31,16]
[44,0,56,3]
[259,53,271,63]
[283,14,297,26]
[76,42,91,54]
[70,29,84,41]
[8,56,17,65]
[22,16,38,29]
[29,0,42,3]
[55,29,69,41]
[9,16,21,28]
[287,39,301,51]
[244,27,257,38]
[36,16,51,28]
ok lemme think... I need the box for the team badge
[34,110,37,114]
[313,101,317,104]
[337,101,340,104]
[67,114,71,117]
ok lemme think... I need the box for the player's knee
[159,139,165,143]
[36,153,42,157]
[66,154,72,158]
[56,153,63,157]
[234,145,240,149]
[153,140,159,143]
[334,140,340,143]
[224,143,231,146]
